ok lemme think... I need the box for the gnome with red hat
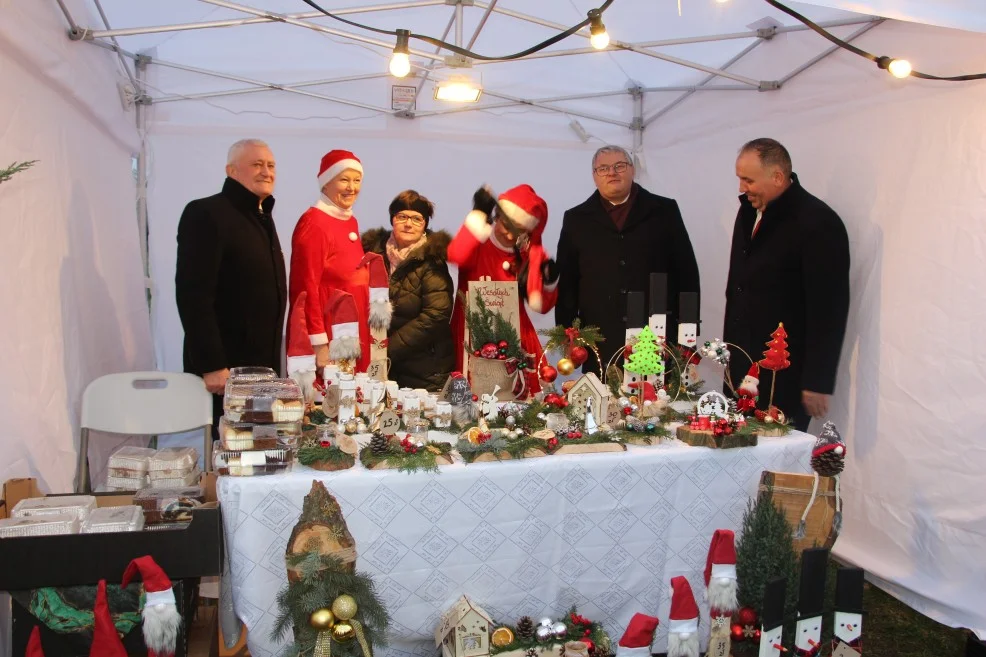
[448,184,560,397]
[736,363,759,413]
[287,150,384,387]
[667,576,700,657]
[614,612,659,657]
[122,556,182,657]
[705,529,739,655]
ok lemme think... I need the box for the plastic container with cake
[223,378,305,424]
[225,366,277,395]
[133,486,205,523]
[218,416,301,451]
[213,444,292,476]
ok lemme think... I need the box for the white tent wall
[0,1,153,492]
[642,19,986,637]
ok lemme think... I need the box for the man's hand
[203,368,230,394]
[802,390,830,418]
[472,185,497,220]
[542,258,559,285]
[314,344,331,369]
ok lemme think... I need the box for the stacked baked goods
[215,377,302,476]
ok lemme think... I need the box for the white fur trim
[287,354,317,374]
[465,210,493,242]
[145,589,176,606]
[712,563,737,579]
[318,159,362,189]
[142,600,182,655]
[329,331,361,361]
[528,290,543,313]
[668,618,698,634]
[498,198,539,230]
[310,332,329,346]
[666,632,699,657]
[370,287,390,304]
[615,647,652,657]
[316,196,352,220]
[368,298,393,331]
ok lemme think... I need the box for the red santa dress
[286,197,370,374]
[448,185,558,397]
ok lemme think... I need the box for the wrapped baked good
[214,446,291,476]
[0,513,79,538]
[81,505,145,533]
[219,417,301,451]
[133,486,205,524]
[106,446,156,479]
[224,379,304,423]
[12,495,97,523]
[105,474,149,491]
[148,469,201,489]
[147,447,198,480]
[227,366,277,384]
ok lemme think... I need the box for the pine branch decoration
[466,288,524,359]
[0,160,38,185]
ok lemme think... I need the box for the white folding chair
[75,372,214,494]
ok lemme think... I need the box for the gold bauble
[332,622,356,643]
[557,358,575,376]
[331,594,358,621]
[309,608,336,631]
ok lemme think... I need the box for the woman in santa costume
[448,184,559,397]
[287,150,388,383]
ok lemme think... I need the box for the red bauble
[737,607,758,626]
[569,346,589,366]
[481,342,499,359]
[753,629,761,642]
[540,365,558,383]
[498,354,507,360]
[498,340,509,349]
[473,350,481,357]
[583,639,594,653]
[731,623,744,641]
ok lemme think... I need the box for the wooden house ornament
[435,595,493,657]
[566,373,611,424]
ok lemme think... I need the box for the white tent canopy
[2,1,986,655]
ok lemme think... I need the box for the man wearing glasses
[556,145,700,373]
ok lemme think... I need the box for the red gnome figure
[736,363,759,413]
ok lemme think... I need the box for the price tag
[367,359,387,381]
[832,642,860,657]
[379,410,401,436]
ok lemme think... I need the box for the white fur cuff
[310,332,329,346]
[528,290,543,313]
[465,210,493,242]
[287,354,317,374]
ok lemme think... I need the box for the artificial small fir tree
[758,323,791,408]
[623,325,665,378]
[735,493,799,616]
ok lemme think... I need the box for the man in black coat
[175,139,288,431]
[556,145,701,373]
[725,138,850,432]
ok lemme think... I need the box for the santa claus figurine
[287,150,388,385]
[122,555,182,657]
[667,576,700,657]
[736,363,759,413]
[448,184,559,397]
[705,529,739,617]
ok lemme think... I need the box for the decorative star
[742,625,757,638]
[712,617,729,629]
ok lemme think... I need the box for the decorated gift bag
[464,281,525,401]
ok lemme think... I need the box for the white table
[217,434,813,657]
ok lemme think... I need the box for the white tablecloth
[217,434,813,657]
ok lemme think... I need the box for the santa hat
[122,556,181,657]
[91,580,128,657]
[497,184,548,244]
[667,577,700,657]
[739,363,759,393]
[26,627,45,657]
[704,529,739,615]
[361,252,392,331]
[614,613,659,657]
[812,421,846,458]
[318,150,362,189]
[325,289,362,362]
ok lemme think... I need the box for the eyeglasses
[394,213,425,226]
[593,161,632,175]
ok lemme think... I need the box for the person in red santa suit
[448,184,559,397]
[287,150,385,384]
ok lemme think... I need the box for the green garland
[455,434,547,463]
[0,160,37,185]
[490,607,612,657]
[538,319,604,352]
[465,288,524,359]
[297,445,356,468]
[270,552,390,657]
[358,441,453,474]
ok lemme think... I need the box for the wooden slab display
[285,481,356,582]
[676,425,758,449]
[552,442,626,455]
[470,448,547,463]
[497,644,563,657]
[622,435,663,446]
[307,458,355,472]
[366,454,455,470]
[759,471,838,551]
[759,426,788,437]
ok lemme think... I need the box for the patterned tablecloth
[217,434,813,657]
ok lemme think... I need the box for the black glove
[542,258,559,285]
[472,185,497,222]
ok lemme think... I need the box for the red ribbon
[373,336,389,349]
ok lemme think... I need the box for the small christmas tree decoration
[797,421,847,538]
[516,616,536,641]
[758,323,791,408]
[623,325,665,379]
[736,495,799,616]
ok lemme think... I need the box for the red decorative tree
[758,323,790,408]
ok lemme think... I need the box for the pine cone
[370,432,391,456]
[516,616,535,641]
[811,450,845,477]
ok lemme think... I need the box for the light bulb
[389,52,410,78]
[888,58,912,78]
[590,31,610,50]
[716,0,729,3]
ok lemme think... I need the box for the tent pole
[414,10,458,102]
[417,95,631,128]
[154,73,398,104]
[87,1,446,39]
[631,86,643,164]
[455,1,463,47]
[92,0,138,89]
[643,39,764,128]
[135,57,152,331]
[54,0,80,33]
[780,20,884,85]
[467,0,496,50]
